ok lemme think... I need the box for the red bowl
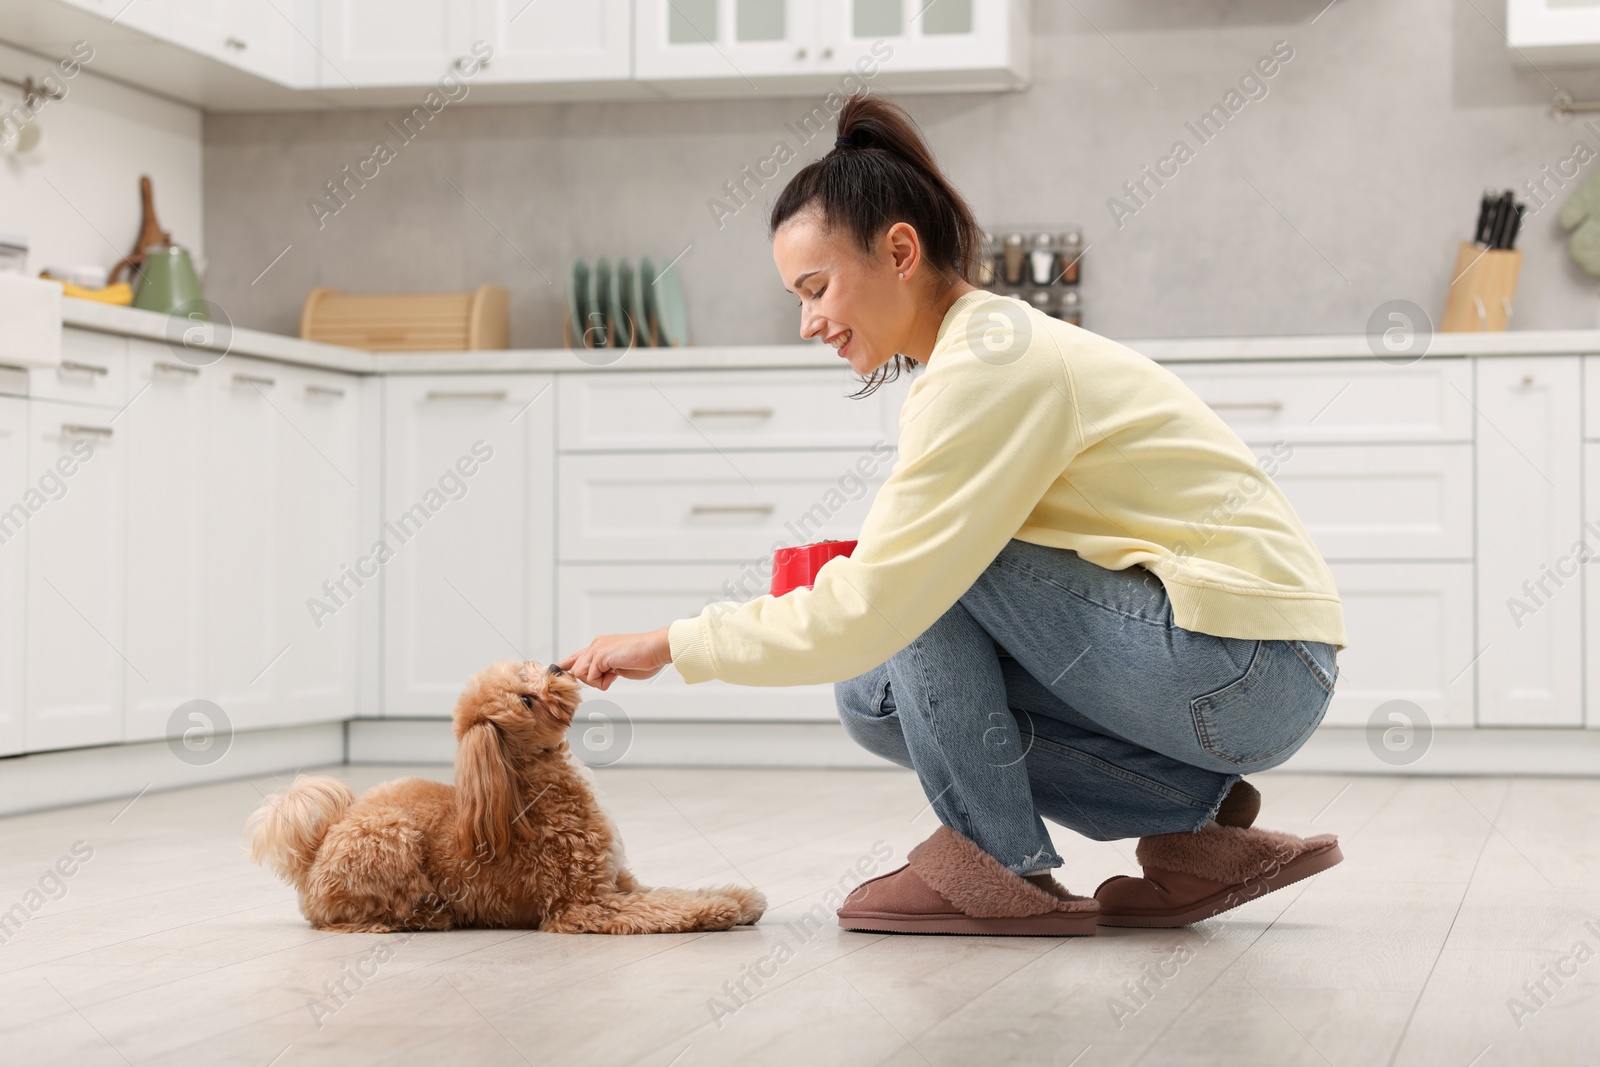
[771,539,857,596]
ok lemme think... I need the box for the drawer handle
[689,407,774,419]
[426,389,508,401]
[690,504,776,517]
[224,36,247,51]
[61,423,113,438]
[234,373,276,388]
[1207,400,1284,412]
[60,360,109,377]
[153,361,200,377]
[306,383,346,398]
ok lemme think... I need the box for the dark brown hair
[769,92,984,398]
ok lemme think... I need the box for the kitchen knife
[1506,201,1526,250]
[1487,190,1514,250]
[1474,189,1497,246]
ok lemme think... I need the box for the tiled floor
[0,765,1596,1066]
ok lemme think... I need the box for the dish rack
[980,225,1084,326]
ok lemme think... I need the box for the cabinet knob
[224,36,247,51]
[795,47,807,59]
[821,47,833,59]
[455,56,490,72]
[1522,372,1534,386]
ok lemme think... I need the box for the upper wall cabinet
[634,0,1027,92]
[317,0,472,88]
[1507,0,1600,66]
[0,0,1026,107]
[474,0,632,84]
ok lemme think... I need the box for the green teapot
[132,243,206,318]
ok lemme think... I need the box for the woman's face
[773,210,917,377]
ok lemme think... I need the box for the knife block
[1441,241,1522,332]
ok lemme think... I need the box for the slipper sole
[838,909,1098,936]
[1095,841,1343,928]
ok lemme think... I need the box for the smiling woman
[558,92,1348,939]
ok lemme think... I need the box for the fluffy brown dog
[246,659,766,934]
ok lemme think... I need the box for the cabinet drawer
[31,329,128,409]
[1166,359,1473,443]
[1321,561,1474,728]
[1583,355,1600,440]
[1249,442,1472,560]
[557,370,907,451]
[556,564,838,722]
[560,448,893,562]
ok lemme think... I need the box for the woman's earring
[898,272,905,279]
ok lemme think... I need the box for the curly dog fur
[246,659,766,934]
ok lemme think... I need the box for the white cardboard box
[0,274,62,369]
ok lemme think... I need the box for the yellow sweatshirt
[668,289,1347,687]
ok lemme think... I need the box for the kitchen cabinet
[1475,356,1583,726]
[123,341,214,743]
[381,374,555,717]
[34,329,128,410]
[634,0,1026,90]
[24,400,126,752]
[168,0,317,86]
[59,0,171,37]
[273,362,363,724]
[1507,0,1600,66]
[0,394,26,756]
[474,0,633,84]
[318,0,472,88]
[1321,562,1476,728]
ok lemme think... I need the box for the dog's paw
[709,884,767,925]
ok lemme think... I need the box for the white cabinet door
[318,0,473,87]
[123,344,213,743]
[818,0,1020,74]
[274,364,363,725]
[59,0,171,36]
[25,402,125,752]
[1321,561,1475,729]
[1248,443,1473,561]
[0,396,26,755]
[1476,357,1583,726]
[1508,0,1600,65]
[557,563,839,720]
[635,0,824,80]
[1583,442,1600,729]
[475,0,632,82]
[560,448,892,562]
[203,357,288,732]
[168,0,316,85]
[382,375,555,717]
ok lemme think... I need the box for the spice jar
[977,231,996,287]
[1057,230,1083,284]
[1058,288,1082,326]
[1001,232,1027,287]
[1029,232,1057,286]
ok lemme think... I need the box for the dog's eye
[519,693,534,709]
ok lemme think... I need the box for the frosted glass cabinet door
[1474,357,1583,725]
[381,375,555,717]
[319,0,473,87]
[635,0,825,79]
[816,0,1023,74]
[0,396,26,756]
[475,0,632,82]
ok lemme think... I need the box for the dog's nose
[547,663,565,676]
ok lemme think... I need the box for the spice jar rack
[978,225,1084,326]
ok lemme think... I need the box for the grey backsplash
[202,0,1600,348]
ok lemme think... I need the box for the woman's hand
[557,626,673,690]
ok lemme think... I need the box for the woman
[557,93,1345,937]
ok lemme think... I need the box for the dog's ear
[455,721,518,862]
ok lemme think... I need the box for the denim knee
[833,668,909,767]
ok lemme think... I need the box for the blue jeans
[833,540,1339,876]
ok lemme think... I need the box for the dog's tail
[246,775,355,886]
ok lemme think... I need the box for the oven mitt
[1558,168,1600,276]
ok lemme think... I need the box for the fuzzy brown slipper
[837,825,1099,936]
[1093,822,1341,928]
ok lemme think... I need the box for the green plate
[616,258,641,348]
[592,257,612,348]
[638,256,660,346]
[653,257,688,347]
[568,257,590,348]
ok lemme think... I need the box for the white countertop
[55,297,1600,375]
